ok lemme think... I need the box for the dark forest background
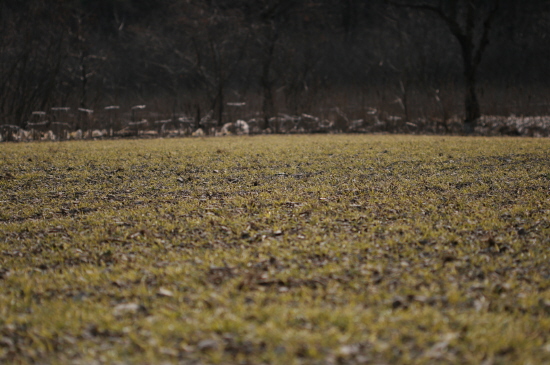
[1,0,549,136]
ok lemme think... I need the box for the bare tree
[188,6,249,130]
[0,1,68,127]
[389,0,501,132]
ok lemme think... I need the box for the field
[1,135,549,364]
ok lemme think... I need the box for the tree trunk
[216,83,224,128]
[80,51,88,109]
[260,28,277,131]
[461,1,481,133]
[396,0,500,133]
[261,57,275,131]
[463,59,481,133]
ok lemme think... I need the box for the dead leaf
[197,339,219,351]
[113,303,147,316]
[157,288,174,297]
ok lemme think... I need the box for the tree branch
[473,0,500,67]
[387,1,465,43]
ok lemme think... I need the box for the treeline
[1,0,549,133]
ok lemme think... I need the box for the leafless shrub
[50,122,71,140]
[41,130,56,141]
[220,120,249,135]
[127,120,148,136]
[192,128,205,137]
[0,125,22,142]
[68,129,83,140]
[477,115,550,137]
